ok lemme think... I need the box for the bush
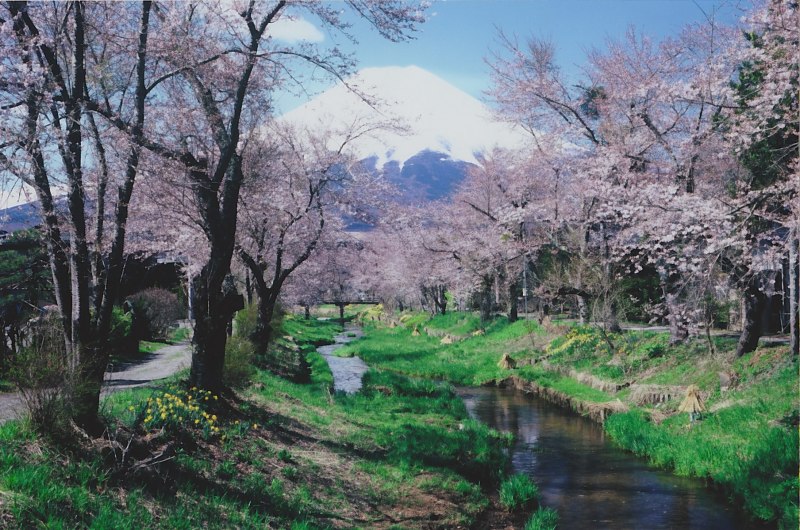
[499,474,539,511]
[525,506,559,530]
[128,288,185,341]
[10,311,72,435]
[224,335,256,388]
[234,303,258,341]
[108,306,136,357]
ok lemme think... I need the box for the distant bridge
[321,300,380,306]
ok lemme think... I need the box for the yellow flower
[252,423,258,429]
[194,419,200,424]
[213,395,218,400]
[211,415,217,421]
[161,412,167,420]
[128,406,135,412]
[234,420,240,425]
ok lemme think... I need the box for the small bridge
[321,300,381,324]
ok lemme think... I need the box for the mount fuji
[279,65,532,201]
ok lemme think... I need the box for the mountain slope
[280,65,532,200]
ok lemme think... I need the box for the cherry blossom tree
[724,0,798,356]
[0,1,155,430]
[235,122,386,348]
[84,0,424,392]
[1,0,425,427]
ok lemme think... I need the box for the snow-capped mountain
[280,65,532,200]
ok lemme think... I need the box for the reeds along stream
[458,386,772,530]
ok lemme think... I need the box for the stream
[318,330,769,528]
[317,324,369,393]
[459,385,770,530]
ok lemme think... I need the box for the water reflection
[317,324,369,394]
[459,386,770,530]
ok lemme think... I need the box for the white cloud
[269,17,324,43]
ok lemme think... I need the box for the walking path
[0,341,191,423]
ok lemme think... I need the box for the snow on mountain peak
[279,65,531,167]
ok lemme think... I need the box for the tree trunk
[479,276,493,324]
[576,295,589,324]
[338,303,345,328]
[507,278,519,323]
[245,269,253,306]
[790,233,799,357]
[665,291,688,344]
[736,279,766,357]
[434,285,447,315]
[253,293,278,351]
[189,269,228,392]
[659,267,688,344]
[304,304,310,320]
[606,302,622,333]
[73,1,152,432]
[71,343,106,434]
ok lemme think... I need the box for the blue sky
[274,0,742,113]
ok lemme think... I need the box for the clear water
[459,385,772,530]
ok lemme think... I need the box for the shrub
[234,303,258,340]
[224,335,256,388]
[128,288,185,341]
[499,474,539,511]
[10,311,72,435]
[108,306,136,356]
[524,506,559,530]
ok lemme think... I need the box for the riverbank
[0,316,523,528]
[337,310,799,529]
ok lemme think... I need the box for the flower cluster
[545,327,602,358]
[138,387,221,438]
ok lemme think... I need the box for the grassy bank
[339,310,799,528]
[0,316,519,529]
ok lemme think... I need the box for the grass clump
[499,473,539,511]
[525,506,559,530]
[224,335,256,388]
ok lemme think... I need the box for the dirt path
[0,341,191,423]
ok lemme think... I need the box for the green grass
[606,355,799,528]
[281,315,340,347]
[139,340,167,354]
[0,314,513,528]
[337,315,545,386]
[108,339,169,364]
[499,474,539,511]
[343,310,798,528]
[169,326,191,343]
[525,506,559,530]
